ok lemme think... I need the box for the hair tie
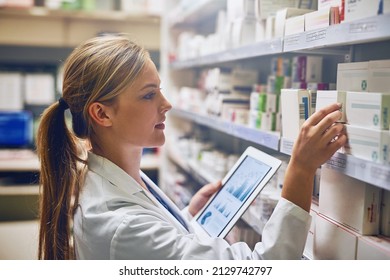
[58,97,69,110]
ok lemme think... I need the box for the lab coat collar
[87,151,143,196]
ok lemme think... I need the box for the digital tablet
[190,146,282,238]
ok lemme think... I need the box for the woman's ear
[88,102,113,127]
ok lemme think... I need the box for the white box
[319,165,382,235]
[345,125,390,164]
[281,89,311,141]
[357,235,390,259]
[24,73,55,105]
[318,0,342,10]
[314,213,359,259]
[337,61,369,91]
[346,91,390,130]
[274,8,313,37]
[255,0,300,19]
[368,59,390,93]
[230,68,258,88]
[227,0,256,21]
[0,72,23,111]
[381,189,390,236]
[291,56,323,83]
[344,0,382,22]
[231,17,257,48]
[304,8,330,31]
[284,15,305,36]
[315,90,347,122]
[265,15,275,39]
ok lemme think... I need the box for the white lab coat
[73,152,311,260]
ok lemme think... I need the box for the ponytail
[36,100,86,260]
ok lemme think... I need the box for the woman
[36,34,347,260]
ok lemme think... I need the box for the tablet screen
[195,155,272,237]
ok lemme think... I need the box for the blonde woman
[36,35,346,260]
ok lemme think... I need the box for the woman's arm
[281,103,347,212]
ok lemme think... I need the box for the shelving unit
[161,0,390,254]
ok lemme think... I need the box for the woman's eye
[143,92,156,100]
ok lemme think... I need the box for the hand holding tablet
[191,146,281,238]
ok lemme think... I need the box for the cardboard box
[274,8,313,37]
[314,213,359,259]
[291,56,323,83]
[304,8,331,31]
[346,91,390,130]
[284,15,305,36]
[344,0,382,22]
[357,235,390,259]
[319,165,381,235]
[281,89,311,141]
[337,61,369,91]
[381,189,390,236]
[315,90,347,122]
[368,59,390,93]
[345,125,390,164]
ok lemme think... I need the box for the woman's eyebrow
[140,83,160,91]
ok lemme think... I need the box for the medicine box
[368,59,390,93]
[381,189,390,237]
[255,0,300,19]
[280,89,311,141]
[284,15,305,36]
[25,73,55,105]
[231,17,257,48]
[319,165,381,235]
[291,56,323,83]
[274,8,313,37]
[356,235,390,260]
[344,0,382,22]
[315,90,347,123]
[304,8,330,31]
[337,61,369,91]
[346,91,390,130]
[345,125,390,164]
[0,72,24,111]
[314,213,359,259]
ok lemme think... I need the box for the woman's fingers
[306,103,342,127]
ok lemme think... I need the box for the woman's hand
[188,180,222,216]
[290,103,347,174]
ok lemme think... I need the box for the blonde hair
[36,35,150,259]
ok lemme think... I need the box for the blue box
[0,111,33,147]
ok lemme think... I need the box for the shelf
[170,108,280,151]
[170,14,390,69]
[170,38,284,69]
[284,14,390,52]
[0,185,39,196]
[325,152,390,191]
[0,150,39,172]
[168,0,226,28]
[0,6,160,24]
[280,138,390,191]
